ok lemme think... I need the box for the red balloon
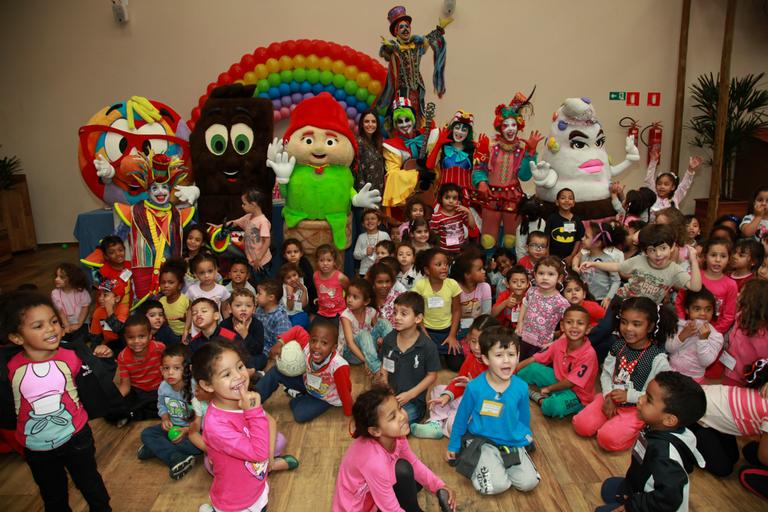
[267,42,282,57]
[191,107,201,121]
[229,64,244,79]
[187,121,195,132]
[296,39,311,54]
[198,95,208,108]
[328,44,342,61]
[283,40,298,56]
[206,82,218,94]
[314,40,330,56]
[218,72,232,85]
[253,47,268,63]
[240,53,255,70]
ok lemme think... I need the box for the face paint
[501,118,518,142]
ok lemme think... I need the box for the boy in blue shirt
[446,326,539,495]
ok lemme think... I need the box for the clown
[530,97,639,219]
[472,93,542,249]
[426,109,479,207]
[78,96,197,205]
[376,5,451,123]
[267,92,382,250]
[114,154,195,306]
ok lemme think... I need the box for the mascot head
[493,90,534,143]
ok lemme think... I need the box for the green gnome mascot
[268,92,382,252]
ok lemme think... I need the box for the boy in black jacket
[595,371,706,512]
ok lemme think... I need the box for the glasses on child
[528,243,546,250]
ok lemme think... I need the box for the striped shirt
[701,384,768,437]
[429,209,468,252]
[117,340,165,392]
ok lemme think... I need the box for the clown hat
[150,154,172,185]
[388,6,412,36]
[283,92,358,154]
[450,110,474,128]
[391,96,414,112]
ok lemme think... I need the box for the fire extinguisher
[619,117,641,149]
[641,122,663,165]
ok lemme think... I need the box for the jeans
[403,401,426,424]
[255,367,332,423]
[288,311,310,329]
[426,327,464,372]
[25,424,111,511]
[589,305,617,363]
[248,260,273,288]
[344,319,392,373]
[140,424,202,466]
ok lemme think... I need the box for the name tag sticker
[305,373,322,390]
[446,235,460,246]
[719,351,736,371]
[563,222,576,232]
[510,310,520,322]
[383,357,395,373]
[632,437,647,462]
[480,400,503,417]
[427,296,445,309]
[119,268,132,281]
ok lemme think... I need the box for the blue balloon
[299,81,312,93]
[303,92,314,100]
[258,92,270,99]
[311,83,324,94]
[268,87,280,99]
[278,83,291,96]
[346,107,358,119]
[333,89,346,101]
[289,81,300,93]
[357,100,369,112]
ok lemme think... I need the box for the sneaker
[528,389,545,405]
[169,454,195,480]
[285,388,302,399]
[115,416,130,428]
[436,488,451,512]
[198,505,214,512]
[410,421,443,439]
[136,444,153,460]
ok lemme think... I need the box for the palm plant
[687,72,768,198]
[0,146,23,190]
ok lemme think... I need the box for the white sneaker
[198,504,214,512]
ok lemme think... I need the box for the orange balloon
[356,71,371,88]
[306,54,320,69]
[243,71,257,84]
[279,55,293,71]
[331,59,345,75]
[254,64,268,79]
[319,56,333,71]
[368,80,382,95]
[344,65,359,81]
[293,54,307,69]
[265,58,280,74]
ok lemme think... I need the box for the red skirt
[478,184,523,213]
[439,166,477,206]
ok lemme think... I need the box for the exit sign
[609,91,626,101]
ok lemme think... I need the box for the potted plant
[687,72,768,199]
[0,147,36,252]
[0,145,23,190]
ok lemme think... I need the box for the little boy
[256,321,353,423]
[188,298,236,354]
[279,263,309,329]
[353,209,391,276]
[377,292,439,423]
[89,279,130,346]
[516,305,598,418]
[729,238,765,292]
[596,371,706,512]
[218,289,267,371]
[518,231,548,274]
[447,326,539,495]
[430,183,477,254]
[141,299,180,346]
[225,258,257,295]
[256,279,292,359]
[93,235,133,310]
[491,266,530,329]
[228,188,272,286]
[374,240,396,262]
[545,188,584,266]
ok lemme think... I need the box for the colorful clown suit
[114,154,194,306]
[427,110,479,207]
[472,93,541,250]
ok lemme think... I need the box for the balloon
[344,80,359,95]
[314,40,329,56]
[234,79,245,85]
[283,40,298,56]
[293,68,307,83]
[289,80,300,93]
[240,53,256,70]
[333,89,346,101]
[206,82,218,95]
[279,106,290,118]
[268,87,280,99]
[331,59,345,75]
[191,107,200,120]
[279,55,293,71]
[346,107,358,118]
[306,68,320,84]
[258,92,269,99]
[243,71,257,84]
[267,42,283,57]
[273,110,282,122]
[229,63,244,79]
[278,83,291,96]
[311,83,324,94]
[332,74,346,89]
[344,65,359,81]
[319,56,333,71]
[297,39,311,54]
[319,70,333,85]
[357,101,369,112]
[281,96,292,107]
[291,92,303,104]
[280,69,293,83]
[338,101,347,110]
[368,80,382,95]
[356,71,371,88]
[328,44,342,61]
[272,99,282,110]
[355,88,368,101]
[267,73,281,87]
[367,91,377,104]
[293,55,306,69]
[254,63,268,80]
[265,58,280,74]
[253,48,268,63]
[303,92,314,100]
[198,95,208,108]
[257,79,270,93]
[306,54,320,69]
[218,72,232,85]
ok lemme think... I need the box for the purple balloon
[346,107,358,118]
[272,99,282,110]
[338,101,347,110]
[281,96,292,107]
[291,92,303,104]
[303,92,314,100]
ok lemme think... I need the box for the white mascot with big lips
[530,97,640,220]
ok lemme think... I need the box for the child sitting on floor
[188,298,235,355]
[279,263,309,329]
[218,289,267,371]
[51,262,91,343]
[492,266,529,330]
[339,278,392,376]
[256,279,292,359]
[140,299,180,346]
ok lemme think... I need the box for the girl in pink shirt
[51,263,92,343]
[314,244,349,319]
[333,386,456,512]
[722,280,768,387]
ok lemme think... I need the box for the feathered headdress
[129,152,188,190]
[493,86,536,133]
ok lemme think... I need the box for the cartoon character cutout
[78,96,194,205]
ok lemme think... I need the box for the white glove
[266,137,295,184]
[530,160,553,184]
[174,185,200,205]
[352,183,382,209]
[94,154,115,181]
[625,135,640,162]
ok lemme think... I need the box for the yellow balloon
[265,58,280,74]
[344,65,359,81]
[234,79,245,85]
[319,56,333,71]
[331,59,345,75]
[306,54,320,69]
[356,71,371,88]
[254,63,268,79]
[368,80,382,95]
[293,54,306,69]
[279,55,293,71]
[243,71,257,84]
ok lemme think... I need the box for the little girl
[514,195,547,260]
[52,262,91,343]
[729,239,765,292]
[0,292,111,509]
[397,196,430,242]
[453,252,492,341]
[185,253,230,335]
[333,386,455,512]
[406,217,432,253]
[740,186,768,241]
[685,214,701,249]
[282,238,317,313]
[645,153,702,216]
[183,224,208,289]
[561,275,605,327]
[492,265,530,329]
[721,280,768,387]
[515,256,570,360]
[314,244,349,321]
[396,243,421,290]
[158,259,190,339]
[367,262,403,324]
[193,340,271,512]
[279,263,309,329]
[375,240,396,262]
[666,288,723,383]
[227,188,272,284]
[611,185,655,225]
[621,220,646,261]
[572,297,674,452]
[487,247,514,297]
[411,315,500,440]
[575,222,624,308]
[340,278,392,375]
[354,209,390,276]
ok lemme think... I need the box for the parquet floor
[0,246,758,511]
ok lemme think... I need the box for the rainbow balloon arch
[188,39,387,131]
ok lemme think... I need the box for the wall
[0,0,766,243]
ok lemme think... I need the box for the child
[514,195,547,261]
[396,242,421,290]
[227,188,272,285]
[413,249,464,371]
[219,289,267,371]
[89,279,130,346]
[340,278,392,375]
[255,279,292,359]
[595,371,706,512]
[279,262,309,328]
[729,238,765,292]
[51,262,91,343]
[140,299,180,346]
[492,266,530,329]
[572,298,674,452]
[354,209,391,276]
[760,254,768,281]
[137,344,201,480]
[429,183,477,254]
[446,326,539,495]
[333,386,455,512]
[185,253,230,335]
[622,220,646,261]
[666,288,724,382]
[740,186,768,241]
[188,298,236,354]
[685,214,701,248]
[257,320,353,422]
[225,258,256,295]
[561,275,605,327]
[193,340,271,512]
[407,217,433,253]
[368,262,404,324]
[375,239,396,262]
[517,305,598,418]
[545,188,584,265]
[613,185,656,225]
[314,244,349,321]
[282,238,318,313]
[646,153,702,216]
[515,256,570,360]
[487,247,515,296]
[158,259,190,339]
[721,280,768,387]
[574,221,624,308]
[397,196,431,241]
[655,207,692,271]
[0,293,111,510]
[454,251,492,339]
[183,224,207,262]
[93,235,133,310]
[411,315,500,439]
[377,292,440,423]
[518,230,548,274]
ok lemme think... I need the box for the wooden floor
[0,246,760,511]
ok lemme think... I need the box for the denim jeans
[403,401,426,424]
[140,424,202,466]
[344,319,392,373]
[426,327,464,372]
[255,367,332,423]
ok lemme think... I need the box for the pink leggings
[572,394,644,452]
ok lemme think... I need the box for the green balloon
[355,88,368,101]
[257,79,270,92]
[267,73,281,87]
[167,426,183,442]
[367,91,377,104]
[332,74,346,89]
[319,70,333,85]
[280,69,293,83]
[344,80,358,95]
[306,69,320,84]
[293,68,307,82]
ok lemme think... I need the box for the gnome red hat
[283,92,358,154]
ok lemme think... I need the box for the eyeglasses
[79,124,190,168]
[528,243,547,250]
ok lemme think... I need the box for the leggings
[393,459,424,512]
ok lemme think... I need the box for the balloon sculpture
[267,92,382,251]
[530,97,640,220]
[114,153,195,306]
